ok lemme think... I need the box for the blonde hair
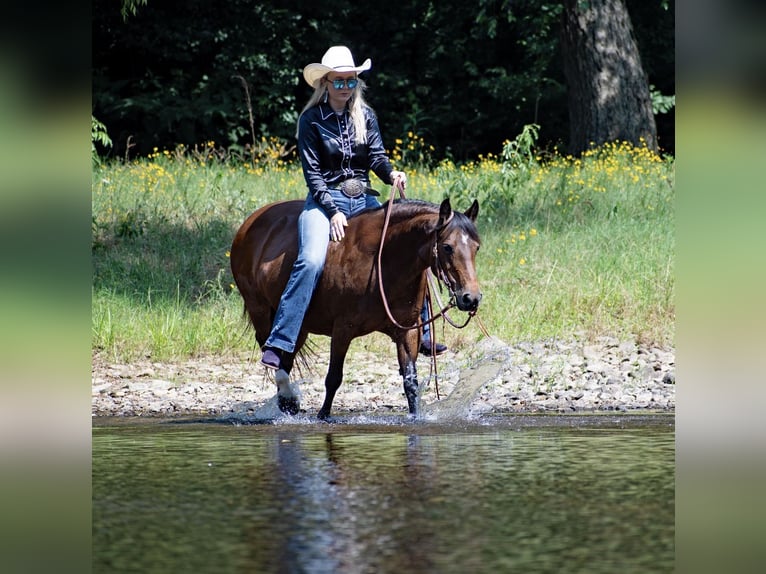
[296,76,369,145]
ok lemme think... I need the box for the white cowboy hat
[303,46,372,88]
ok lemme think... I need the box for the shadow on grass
[92,216,239,303]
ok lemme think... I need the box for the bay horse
[230,197,482,419]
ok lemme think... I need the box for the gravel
[92,336,674,419]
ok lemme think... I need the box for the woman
[261,46,445,371]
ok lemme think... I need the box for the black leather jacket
[297,102,395,217]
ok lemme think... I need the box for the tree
[559,0,658,154]
[93,0,672,159]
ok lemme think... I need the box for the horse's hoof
[278,395,300,416]
[317,409,331,421]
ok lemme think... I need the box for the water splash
[219,338,513,425]
[220,380,305,424]
[421,336,511,422]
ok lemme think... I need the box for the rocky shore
[92,336,674,419]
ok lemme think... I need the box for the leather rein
[375,185,479,333]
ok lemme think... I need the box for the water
[93,414,673,573]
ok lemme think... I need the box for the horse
[230,197,482,419]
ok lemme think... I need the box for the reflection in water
[93,416,674,573]
[260,432,447,573]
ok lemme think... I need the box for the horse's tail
[292,338,319,379]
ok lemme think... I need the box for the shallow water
[92,413,674,573]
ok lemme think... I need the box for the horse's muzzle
[456,291,482,312]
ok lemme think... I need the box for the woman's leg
[264,199,330,355]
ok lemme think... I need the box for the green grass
[92,137,674,362]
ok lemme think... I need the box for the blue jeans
[265,190,381,353]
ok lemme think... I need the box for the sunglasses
[330,78,358,90]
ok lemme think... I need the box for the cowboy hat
[303,46,372,88]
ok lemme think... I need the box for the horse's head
[433,198,482,312]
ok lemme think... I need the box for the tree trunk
[560,0,658,154]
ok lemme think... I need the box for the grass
[92,135,674,362]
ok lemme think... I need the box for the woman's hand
[330,212,348,242]
[391,170,407,192]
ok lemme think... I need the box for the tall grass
[92,134,674,362]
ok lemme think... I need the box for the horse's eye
[442,244,454,255]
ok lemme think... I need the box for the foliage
[92,115,113,165]
[650,85,676,114]
[389,131,436,171]
[500,123,540,182]
[92,0,674,160]
[93,0,307,159]
[120,0,148,21]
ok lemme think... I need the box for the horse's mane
[348,197,479,242]
[391,198,439,216]
[346,198,436,220]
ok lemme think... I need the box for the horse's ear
[464,199,479,222]
[438,198,452,227]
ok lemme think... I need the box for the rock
[92,338,675,416]
[586,361,608,374]
[92,383,112,395]
[583,345,602,360]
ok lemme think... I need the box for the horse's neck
[383,213,435,276]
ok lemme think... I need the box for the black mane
[350,198,479,244]
[347,198,436,220]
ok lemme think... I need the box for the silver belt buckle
[340,178,380,198]
[340,179,365,198]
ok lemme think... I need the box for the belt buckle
[340,179,365,198]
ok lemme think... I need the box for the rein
[376,185,456,332]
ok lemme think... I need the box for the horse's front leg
[273,333,306,416]
[317,336,352,421]
[274,353,299,416]
[396,328,421,417]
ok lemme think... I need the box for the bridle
[376,186,465,333]
[430,231,487,329]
